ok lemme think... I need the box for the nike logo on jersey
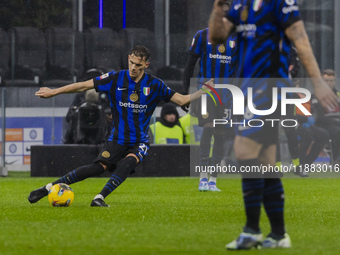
[234,4,242,10]
[117,87,127,91]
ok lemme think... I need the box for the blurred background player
[313,69,340,162]
[149,103,184,144]
[209,0,338,250]
[28,45,214,207]
[182,0,237,192]
[293,79,330,169]
[275,46,306,177]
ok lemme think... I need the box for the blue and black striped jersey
[189,28,238,82]
[278,34,292,79]
[277,34,295,94]
[94,70,176,146]
[227,0,301,78]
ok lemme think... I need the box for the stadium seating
[0,28,10,86]
[157,66,182,81]
[44,27,85,87]
[170,33,187,70]
[119,28,159,74]
[7,27,46,87]
[85,28,122,73]
[163,80,184,94]
[1,26,185,88]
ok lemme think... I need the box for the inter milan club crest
[241,6,249,22]
[143,87,150,96]
[218,45,226,53]
[102,151,110,158]
[130,91,139,102]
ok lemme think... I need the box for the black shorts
[234,114,280,147]
[94,141,149,172]
[234,79,281,147]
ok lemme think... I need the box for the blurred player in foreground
[28,45,214,207]
[209,0,337,250]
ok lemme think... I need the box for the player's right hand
[202,78,215,91]
[35,87,55,99]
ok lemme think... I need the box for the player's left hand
[35,87,55,99]
[201,78,215,91]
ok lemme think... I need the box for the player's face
[323,74,336,89]
[128,54,150,80]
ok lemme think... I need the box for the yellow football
[48,183,74,207]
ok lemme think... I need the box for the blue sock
[242,178,264,232]
[52,163,104,185]
[99,156,137,198]
[239,158,264,233]
[263,178,285,236]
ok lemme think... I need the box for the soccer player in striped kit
[209,0,337,249]
[182,0,237,192]
[28,45,214,207]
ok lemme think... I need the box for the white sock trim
[209,177,217,184]
[45,183,53,191]
[200,173,208,180]
[94,194,104,201]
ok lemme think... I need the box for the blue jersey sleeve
[226,0,241,25]
[93,70,117,92]
[154,79,176,102]
[189,30,203,57]
[274,0,301,30]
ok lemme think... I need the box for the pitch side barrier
[31,144,200,177]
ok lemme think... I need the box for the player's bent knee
[99,162,108,171]
[125,153,139,164]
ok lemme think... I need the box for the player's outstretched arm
[35,79,94,99]
[285,21,338,109]
[208,0,234,44]
[171,79,214,106]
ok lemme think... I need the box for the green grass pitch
[0,172,339,255]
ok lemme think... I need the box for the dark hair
[322,69,335,76]
[131,45,151,62]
